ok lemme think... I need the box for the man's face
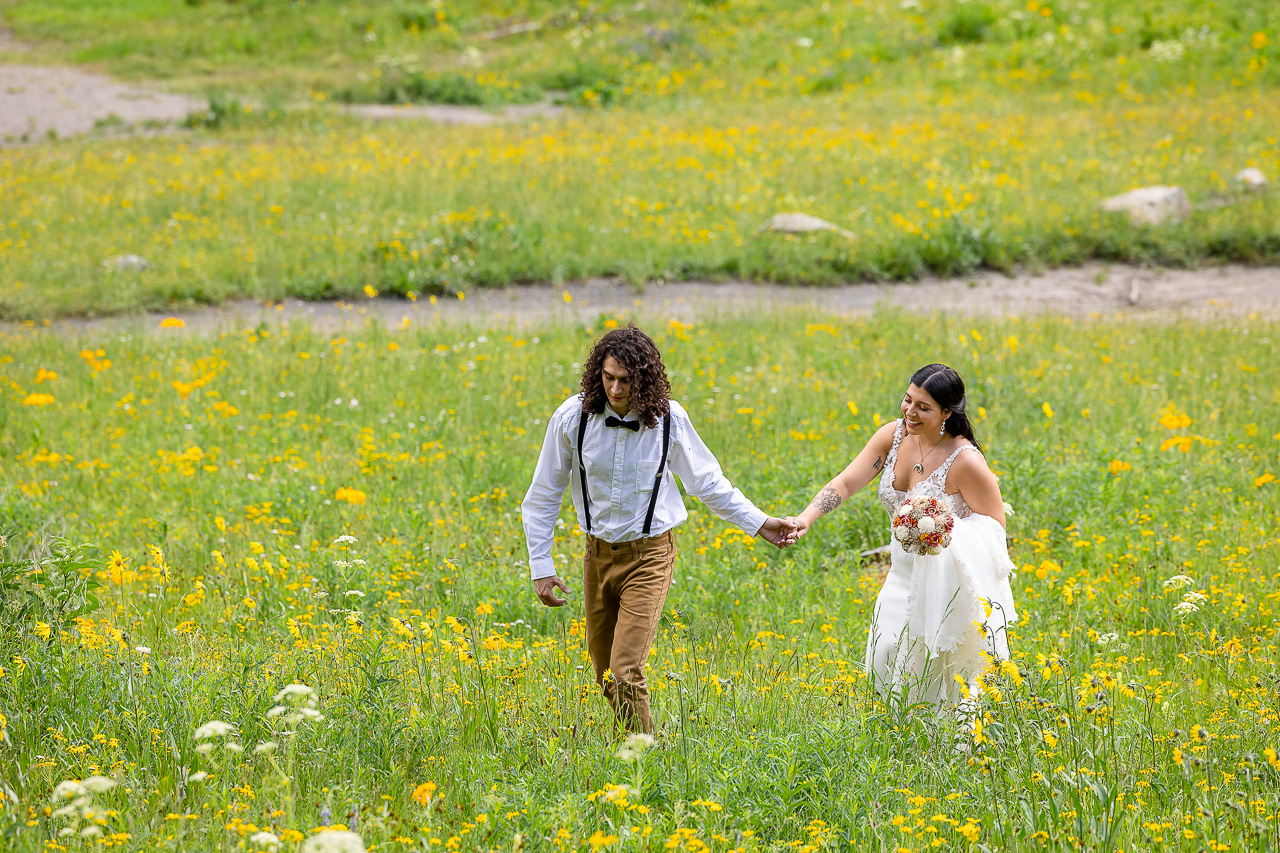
[601,355,633,415]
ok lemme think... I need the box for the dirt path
[341,101,563,125]
[26,262,1277,339]
[0,63,203,144]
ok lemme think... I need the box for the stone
[1099,186,1191,226]
[1235,168,1269,191]
[104,254,151,272]
[758,212,857,240]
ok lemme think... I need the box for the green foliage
[938,2,999,46]
[183,93,249,129]
[0,539,102,630]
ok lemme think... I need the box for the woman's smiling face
[901,383,951,437]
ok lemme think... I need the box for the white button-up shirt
[521,395,769,580]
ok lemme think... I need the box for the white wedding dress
[866,420,1018,707]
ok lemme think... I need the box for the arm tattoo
[808,486,844,517]
[872,455,883,472]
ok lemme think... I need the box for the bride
[786,364,1017,707]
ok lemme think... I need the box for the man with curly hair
[522,324,795,733]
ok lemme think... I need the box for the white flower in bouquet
[890,494,955,556]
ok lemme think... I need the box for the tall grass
[1,311,1278,850]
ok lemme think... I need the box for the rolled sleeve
[667,406,768,536]
[521,404,575,580]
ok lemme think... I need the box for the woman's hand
[757,517,800,548]
[782,515,810,543]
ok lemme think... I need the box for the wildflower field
[2,0,1280,317]
[1,311,1279,851]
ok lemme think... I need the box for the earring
[939,420,947,436]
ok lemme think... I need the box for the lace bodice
[877,420,978,519]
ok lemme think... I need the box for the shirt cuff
[735,506,770,538]
[529,557,559,580]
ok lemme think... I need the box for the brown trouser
[583,529,677,733]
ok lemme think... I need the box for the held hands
[534,575,571,607]
[781,515,811,545]
[757,516,801,549]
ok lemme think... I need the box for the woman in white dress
[786,364,1017,707]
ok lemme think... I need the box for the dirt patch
[341,100,564,125]
[0,64,203,144]
[27,262,1279,339]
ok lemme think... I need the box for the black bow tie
[605,416,639,432]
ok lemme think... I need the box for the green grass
[1,312,1279,850]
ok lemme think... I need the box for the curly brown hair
[579,324,671,428]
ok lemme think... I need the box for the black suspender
[642,413,671,537]
[575,411,671,537]
[577,411,592,533]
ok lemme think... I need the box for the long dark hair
[580,324,671,429]
[910,363,981,453]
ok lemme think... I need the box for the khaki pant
[583,530,677,733]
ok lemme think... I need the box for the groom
[522,324,795,732]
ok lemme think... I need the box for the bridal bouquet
[892,495,955,556]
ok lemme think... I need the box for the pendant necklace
[913,435,941,474]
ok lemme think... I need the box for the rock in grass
[1099,186,1191,226]
[104,254,151,272]
[1235,168,1269,191]
[758,212,857,240]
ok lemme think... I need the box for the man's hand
[782,515,810,544]
[534,575,571,607]
[757,517,799,549]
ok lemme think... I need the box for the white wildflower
[273,684,316,703]
[1150,39,1185,63]
[1163,574,1194,590]
[195,743,216,755]
[332,535,358,546]
[52,781,86,801]
[1096,632,1120,646]
[254,741,278,755]
[81,776,115,794]
[1174,601,1200,616]
[134,645,151,654]
[193,720,235,740]
[1183,591,1208,605]
[1002,501,1015,518]
[617,732,656,763]
[250,830,282,850]
[344,590,366,598]
[187,771,208,783]
[622,732,655,750]
[301,830,367,853]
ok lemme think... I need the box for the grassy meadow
[1,0,1279,317]
[1,311,1279,851]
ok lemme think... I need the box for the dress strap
[933,444,979,483]
[888,419,904,463]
